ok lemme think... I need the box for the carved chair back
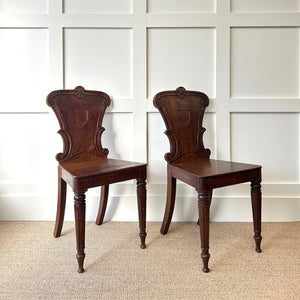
[153,87,211,163]
[47,86,111,163]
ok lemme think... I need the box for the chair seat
[170,159,261,189]
[60,158,147,190]
[61,158,146,177]
[171,159,261,178]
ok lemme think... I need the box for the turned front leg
[251,182,262,253]
[137,179,147,249]
[74,192,86,273]
[198,191,212,273]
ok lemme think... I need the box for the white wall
[0,0,300,222]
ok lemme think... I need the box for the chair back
[47,86,111,162]
[153,87,211,162]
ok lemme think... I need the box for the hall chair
[47,86,147,273]
[153,87,262,272]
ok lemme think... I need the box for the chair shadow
[60,227,75,236]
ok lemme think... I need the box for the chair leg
[251,182,262,253]
[74,192,86,273]
[160,174,176,234]
[53,167,67,238]
[198,191,212,273]
[137,179,147,249]
[96,185,109,225]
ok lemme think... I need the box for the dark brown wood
[47,86,110,163]
[96,185,109,225]
[154,86,211,163]
[160,166,176,234]
[47,86,147,272]
[137,178,147,249]
[197,191,212,273]
[251,182,262,253]
[74,192,86,273]
[154,87,262,272]
[53,166,67,238]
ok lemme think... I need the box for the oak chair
[47,86,147,273]
[153,87,262,272]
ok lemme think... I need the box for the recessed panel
[102,113,133,160]
[0,29,49,112]
[0,114,58,183]
[148,28,215,99]
[64,0,131,13]
[64,29,132,99]
[148,0,215,13]
[231,28,299,98]
[148,112,215,183]
[0,0,48,13]
[231,0,299,12]
[231,113,299,182]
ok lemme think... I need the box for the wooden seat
[47,86,147,273]
[153,87,262,273]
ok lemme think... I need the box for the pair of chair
[47,86,262,273]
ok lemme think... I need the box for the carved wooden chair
[47,86,147,273]
[153,87,262,272]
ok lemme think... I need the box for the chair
[153,87,262,272]
[47,86,147,273]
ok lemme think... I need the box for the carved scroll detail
[176,86,187,99]
[93,126,109,157]
[56,130,81,162]
[164,130,182,162]
[74,86,87,98]
[197,128,211,158]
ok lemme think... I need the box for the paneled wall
[0,0,299,221]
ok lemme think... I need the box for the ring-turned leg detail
[137,179,147,249]
[198,191,212,273]
[74,192,86,273]
[251,182,262,253]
